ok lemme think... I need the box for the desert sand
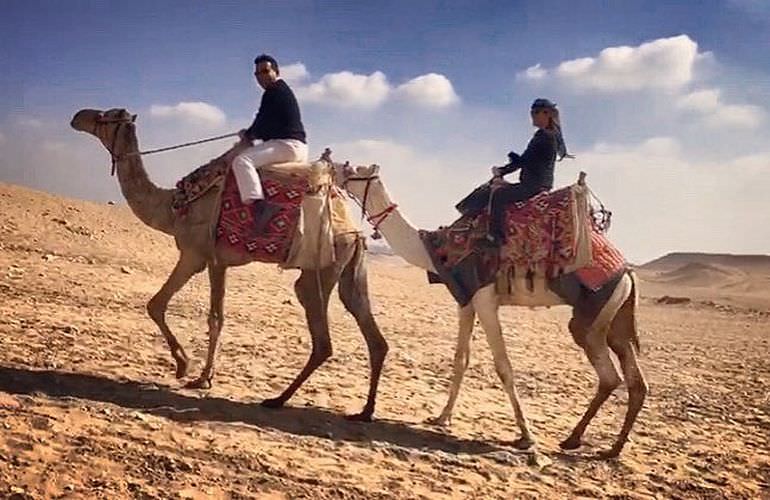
[0,181,768,499]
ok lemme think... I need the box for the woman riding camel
[456,98,572,243]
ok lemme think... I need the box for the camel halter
[341,167,398,240]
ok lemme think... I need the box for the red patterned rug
[215,170,308,263]
[422,185,627,305]
[500,187,578,274]
[574,230,626,290]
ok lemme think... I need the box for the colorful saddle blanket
[216,170,307,263]
[421,184,625,305]
[171,154,359,266]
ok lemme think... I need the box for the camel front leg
[427,303,475,426]
[472,285,535,450]
[146,251,207,379]
[186,262,227,389]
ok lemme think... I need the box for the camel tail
[589,270,633,335]
[627,269,641,355]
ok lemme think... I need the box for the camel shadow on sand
[0,364,508,457]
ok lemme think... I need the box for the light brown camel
[336,164,648,457]
[70,108,387,421]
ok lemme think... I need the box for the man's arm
[243,91,274,141]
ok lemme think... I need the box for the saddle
[172,149,358,269]
[421,177,625,306]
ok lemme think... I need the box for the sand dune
[1,182,768,499]
[642,251,770,273]
[655,262,744,288]
[637,251,770,311]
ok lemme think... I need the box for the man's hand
[491,165,504,178]
[237,129,250,142]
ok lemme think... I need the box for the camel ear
[131,114,137,122]
[370,164,380,175]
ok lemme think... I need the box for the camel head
[71,108,137,172]
[335,162,382,201]
[335,163,384,203]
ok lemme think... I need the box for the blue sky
[1,0,769,262]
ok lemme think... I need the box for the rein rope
[99,115,238,176]
[125,132,239,158]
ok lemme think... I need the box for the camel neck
[115,129,175,235]
[356,182,436,273]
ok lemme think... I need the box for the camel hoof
[425,415,450,427]
[345,412,373,423]
[559,436,583,450]
[596,447,622,460]
[260,397,286,409]
[184,378,211,390]
[512,436,535,451]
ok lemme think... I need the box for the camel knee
[493,360,514,387]
[313,341,333,362]
[207,311,223,331]
[454,349,470,370]
[146,297,166,323]
[568,317,589,349]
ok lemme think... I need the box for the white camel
[336,163,647,458]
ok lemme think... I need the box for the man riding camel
[231,54,308,232]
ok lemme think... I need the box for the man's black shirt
[245,79,306,143]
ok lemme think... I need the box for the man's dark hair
[254,54,280,74]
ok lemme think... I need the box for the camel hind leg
[560,272,632,454]
[261,266,337,409]
[427,303,475,426]
[146,250,207,379]
[337,237,389,422]
[604,271,647,458]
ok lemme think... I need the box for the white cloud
[563,137,770,262]
[677,88,764,128]
[293,69,459,109]
[394,73,459,107]
[521,35,701,92]
[15,116,44,128]
[677,88,721,112]
[281,62,309,83]
[297,71,391,109]
[149,101,226,128]
[519,63,546,81]
[42,140,68,152]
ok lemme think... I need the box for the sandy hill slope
[0,182,768,499]
[637,252,770,310]
[641,252,770,273]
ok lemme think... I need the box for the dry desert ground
[0,182,768,499]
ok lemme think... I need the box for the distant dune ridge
[638,252,770,310]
